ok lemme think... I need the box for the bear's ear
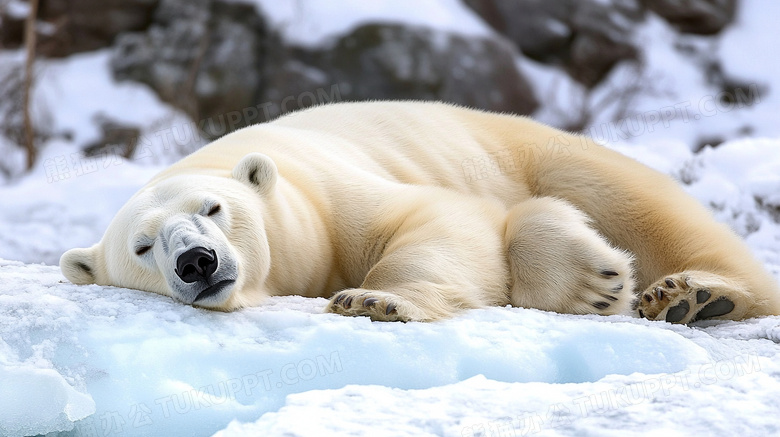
[232,153,278,196]
[60,247,98,285]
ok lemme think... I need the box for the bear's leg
[505,197,636,316]
[327,284,475,322]
[327,194,510,322]
[636,271,753,323]
[517,137,780,322]
[327,243,508,322]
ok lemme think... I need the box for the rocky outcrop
[464,0,738,87]
[111,0,276,136]
[267,24,538,117]
[641,0,736,35]
[1,0,158,57]
[111,2,538,134]
[82,116,142,158]
[0,7,25,50]
[464,0,643,88]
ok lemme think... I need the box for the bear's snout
[175,247,218,283]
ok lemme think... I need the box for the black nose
[175,247,218,283]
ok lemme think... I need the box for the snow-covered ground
[2,255,780,437]
[2,1,780,436]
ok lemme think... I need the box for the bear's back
[147,101,603,207]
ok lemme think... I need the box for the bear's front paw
[637,272,737,324]
[327,289,413,322]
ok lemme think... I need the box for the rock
[114,7,538,130]
[257,56,339,120]
[0,0,157,56]
[83,116,141,158]
[641,0,736,35]
[278,24,538,116]
[464,0,643,88]
[111,0,277,137]
[0,4,26,50]
[35,0,158,57]
[463,0,571,63]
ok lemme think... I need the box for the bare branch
[22,0,40,170]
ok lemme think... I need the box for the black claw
[385,303,397,315]
[612,283,624,293]
[644,294,653,302]
[665,300,690,323]
[344,296,354,309]
[592,301,610,310]
[638,309,645,318]
[665,278,676,288]
[601,294,618,302]
[655,287,664,300]
[696,289,711,304]
[601,270,619,277]
[363,297,379,307]
[695,297,734,320]
[334,294,346,304]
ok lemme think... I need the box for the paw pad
[694,297,735,320]
[665,300,689,323]
[638,274,736,324]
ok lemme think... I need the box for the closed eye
[207,204,221,216]
[135,245,152,256]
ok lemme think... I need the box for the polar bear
[61,101,780,323]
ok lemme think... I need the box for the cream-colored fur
[60,101,780,323]
[505,197,635,316]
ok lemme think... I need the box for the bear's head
[60,153,278,311]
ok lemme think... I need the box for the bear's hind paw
[637,272,740,324]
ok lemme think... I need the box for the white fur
[61,101,780,322]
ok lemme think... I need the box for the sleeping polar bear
[61,101,780,324]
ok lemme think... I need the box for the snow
[522,7,780,150]
[719,0,780,88]
[0,145,163,265]
[0,365,95,437]
[1,1,780,436]
[218,355,780,437]
[237,0,493,48]
[1,257,780,436]
[612,13,769,149]
[4,0,29,19]
[0,47,195,181]
[0,48,198,263]
[32,50,195,161]
[717,0,780,139]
